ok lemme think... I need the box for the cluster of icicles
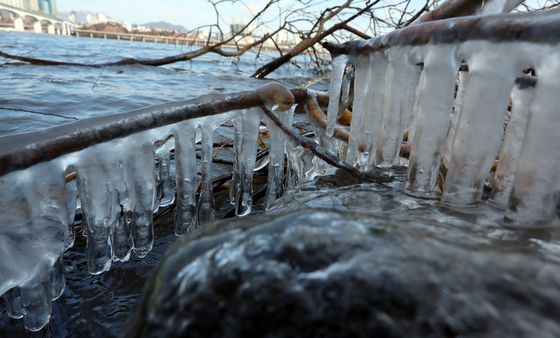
[0,101,311,331]
[327,38,560,224]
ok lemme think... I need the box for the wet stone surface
[126,181,560,338]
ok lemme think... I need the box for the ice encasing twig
[174,123,197,234]
[405,45,459,198]
[326,55,348,137]
[491,76,536,208]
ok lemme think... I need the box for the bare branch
[261,105,391,184]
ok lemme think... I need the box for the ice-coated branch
[413,0,524,24]
[305,94,350,144]
[261,105,391,184]
[0,83,296,177]
[323,8,560,57]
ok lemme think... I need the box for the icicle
[346,53,372,165]
[229,115,243,206]
[442,42,521,206]
[154,136,176,209]
[326,55,348,137]
[235,108,262,216]
[265,107,293,209]
[505,52,560,225]
[174,122,197,235]
[375,47,422,168]
[0,161,68,330]
[405,45,459,198]
[64,178,77,249]
[21,274,51,332]
[196,121,216,224]
[441,65,468,169]
[3,288,24,319]
[49,256,65,300]
[76,144,122,273]
[303,99,338,179]
[112,215,131,262]
[362,51,389,171]
[285,141,301,190]
[339,66,354,114]
[490,76,536,208]
[122,136,156,258]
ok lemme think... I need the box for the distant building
[67,11,76,23]
[86,13,95,25]
[96,12,106,23]
[0,0,42,12]
[275,30,301,46]
[38,0,56,16]
[230,18,250,37]
[0,0,58,15]
[0,0,24,9]
[24,0,39,11]
[122,21,132,31]
[133,24,151,33]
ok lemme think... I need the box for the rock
[125,203,560,338]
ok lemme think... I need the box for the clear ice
[405,44,459,197]
[1,8,560,332]
[0,86,293,330]
[326,55,348,137]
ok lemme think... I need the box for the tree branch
[251,0,381,79]
[261,105,392,184]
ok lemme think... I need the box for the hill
[141,21,189,33]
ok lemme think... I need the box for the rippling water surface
[0,31,314,136]
[0,31,317,337]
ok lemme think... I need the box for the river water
[0,31,319,337]
[0,31,316,136]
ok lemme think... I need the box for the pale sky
[58,0,284,28]
[57,0,549,31]
[57,0,428,30]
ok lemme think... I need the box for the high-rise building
[23,0,39,11]
[0,0,45,13]
[0,0,24,9]
[96,12,106,23]
[38,0,56,16]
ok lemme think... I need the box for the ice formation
[230,108,262,216]
[0,88,297,331]
[490,75,535,207]
[264,106,295,209]
[375,46,422,169]
[327,10,560,225]
[1,8,560,332]
[326,55,348,137]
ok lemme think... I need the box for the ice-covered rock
[126,203,560,338]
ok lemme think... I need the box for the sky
[57,0,431,29]
[57,0,550,31]
[57,0,275,28]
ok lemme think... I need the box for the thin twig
[0,107,78,121]
[261,105,392,184]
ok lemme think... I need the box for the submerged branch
[261,105,391,184]
[0,107,79,121]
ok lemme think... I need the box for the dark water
[0,31,317,137]
[0,31,318,337]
